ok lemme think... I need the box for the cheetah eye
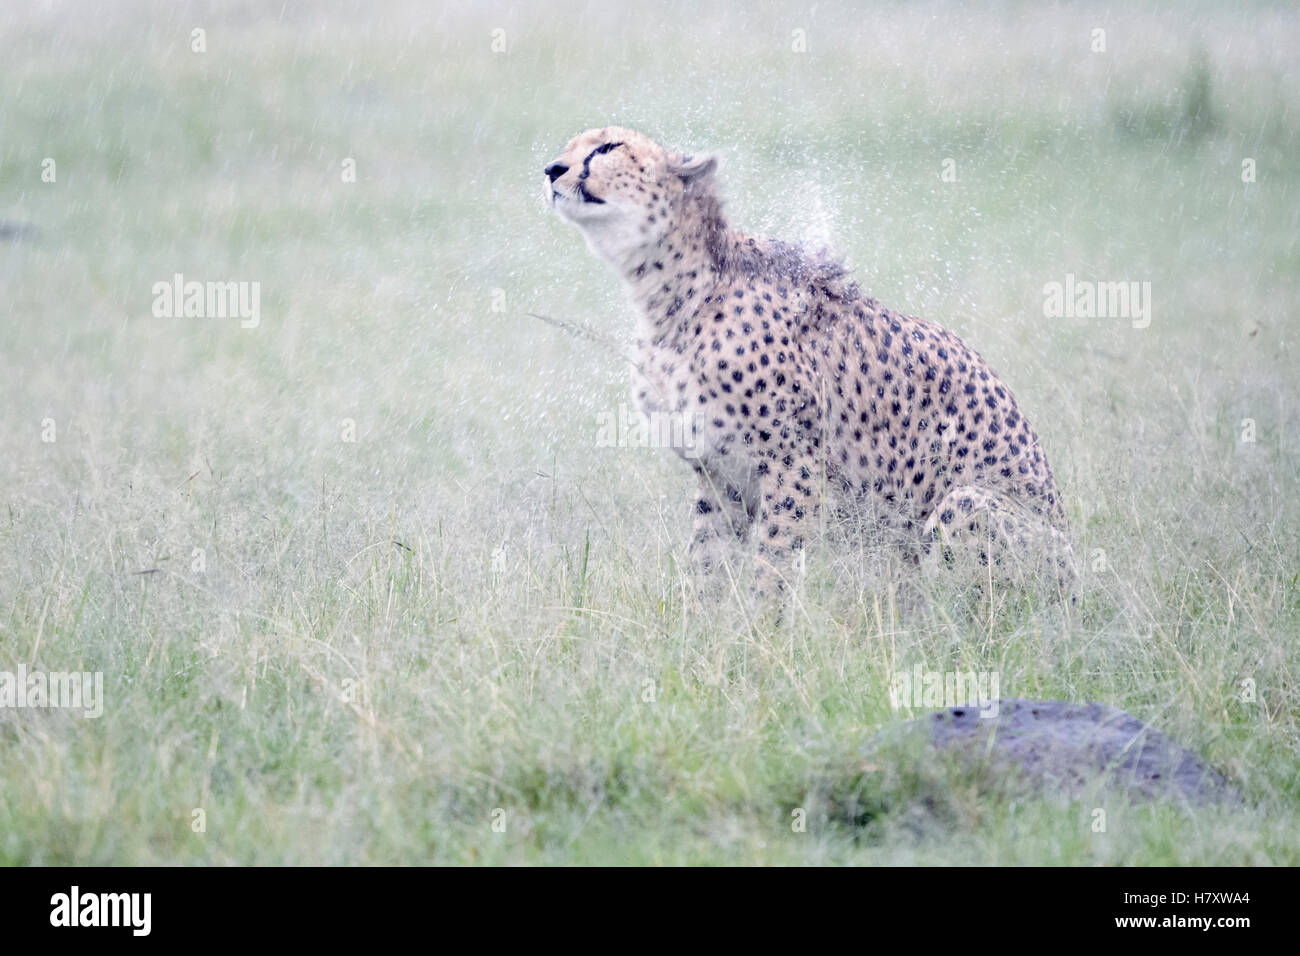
[594,142,623,155]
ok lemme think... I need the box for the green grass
[0,0,1297,864]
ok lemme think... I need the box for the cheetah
[543,126,1073,596]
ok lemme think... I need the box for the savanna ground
[0,0,1297,864]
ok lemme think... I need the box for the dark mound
[885,698,1239,806]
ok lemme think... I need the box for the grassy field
[0,0,1297,864]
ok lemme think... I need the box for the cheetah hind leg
[921,485,1075,596]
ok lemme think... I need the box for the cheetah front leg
[688,466,755,586]
[752,454,823,599]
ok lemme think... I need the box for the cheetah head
[543,126,717,270]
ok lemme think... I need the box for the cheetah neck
[618,190,738,351]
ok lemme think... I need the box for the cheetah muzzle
[543,126,1075,598]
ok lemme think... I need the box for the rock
[886,698,1239,805]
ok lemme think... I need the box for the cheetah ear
[668,152,717,182]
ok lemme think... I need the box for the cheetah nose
[544,162,569,182]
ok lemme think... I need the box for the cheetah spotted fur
[543,127,1074,596]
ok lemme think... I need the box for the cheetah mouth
[548,183,606,209]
